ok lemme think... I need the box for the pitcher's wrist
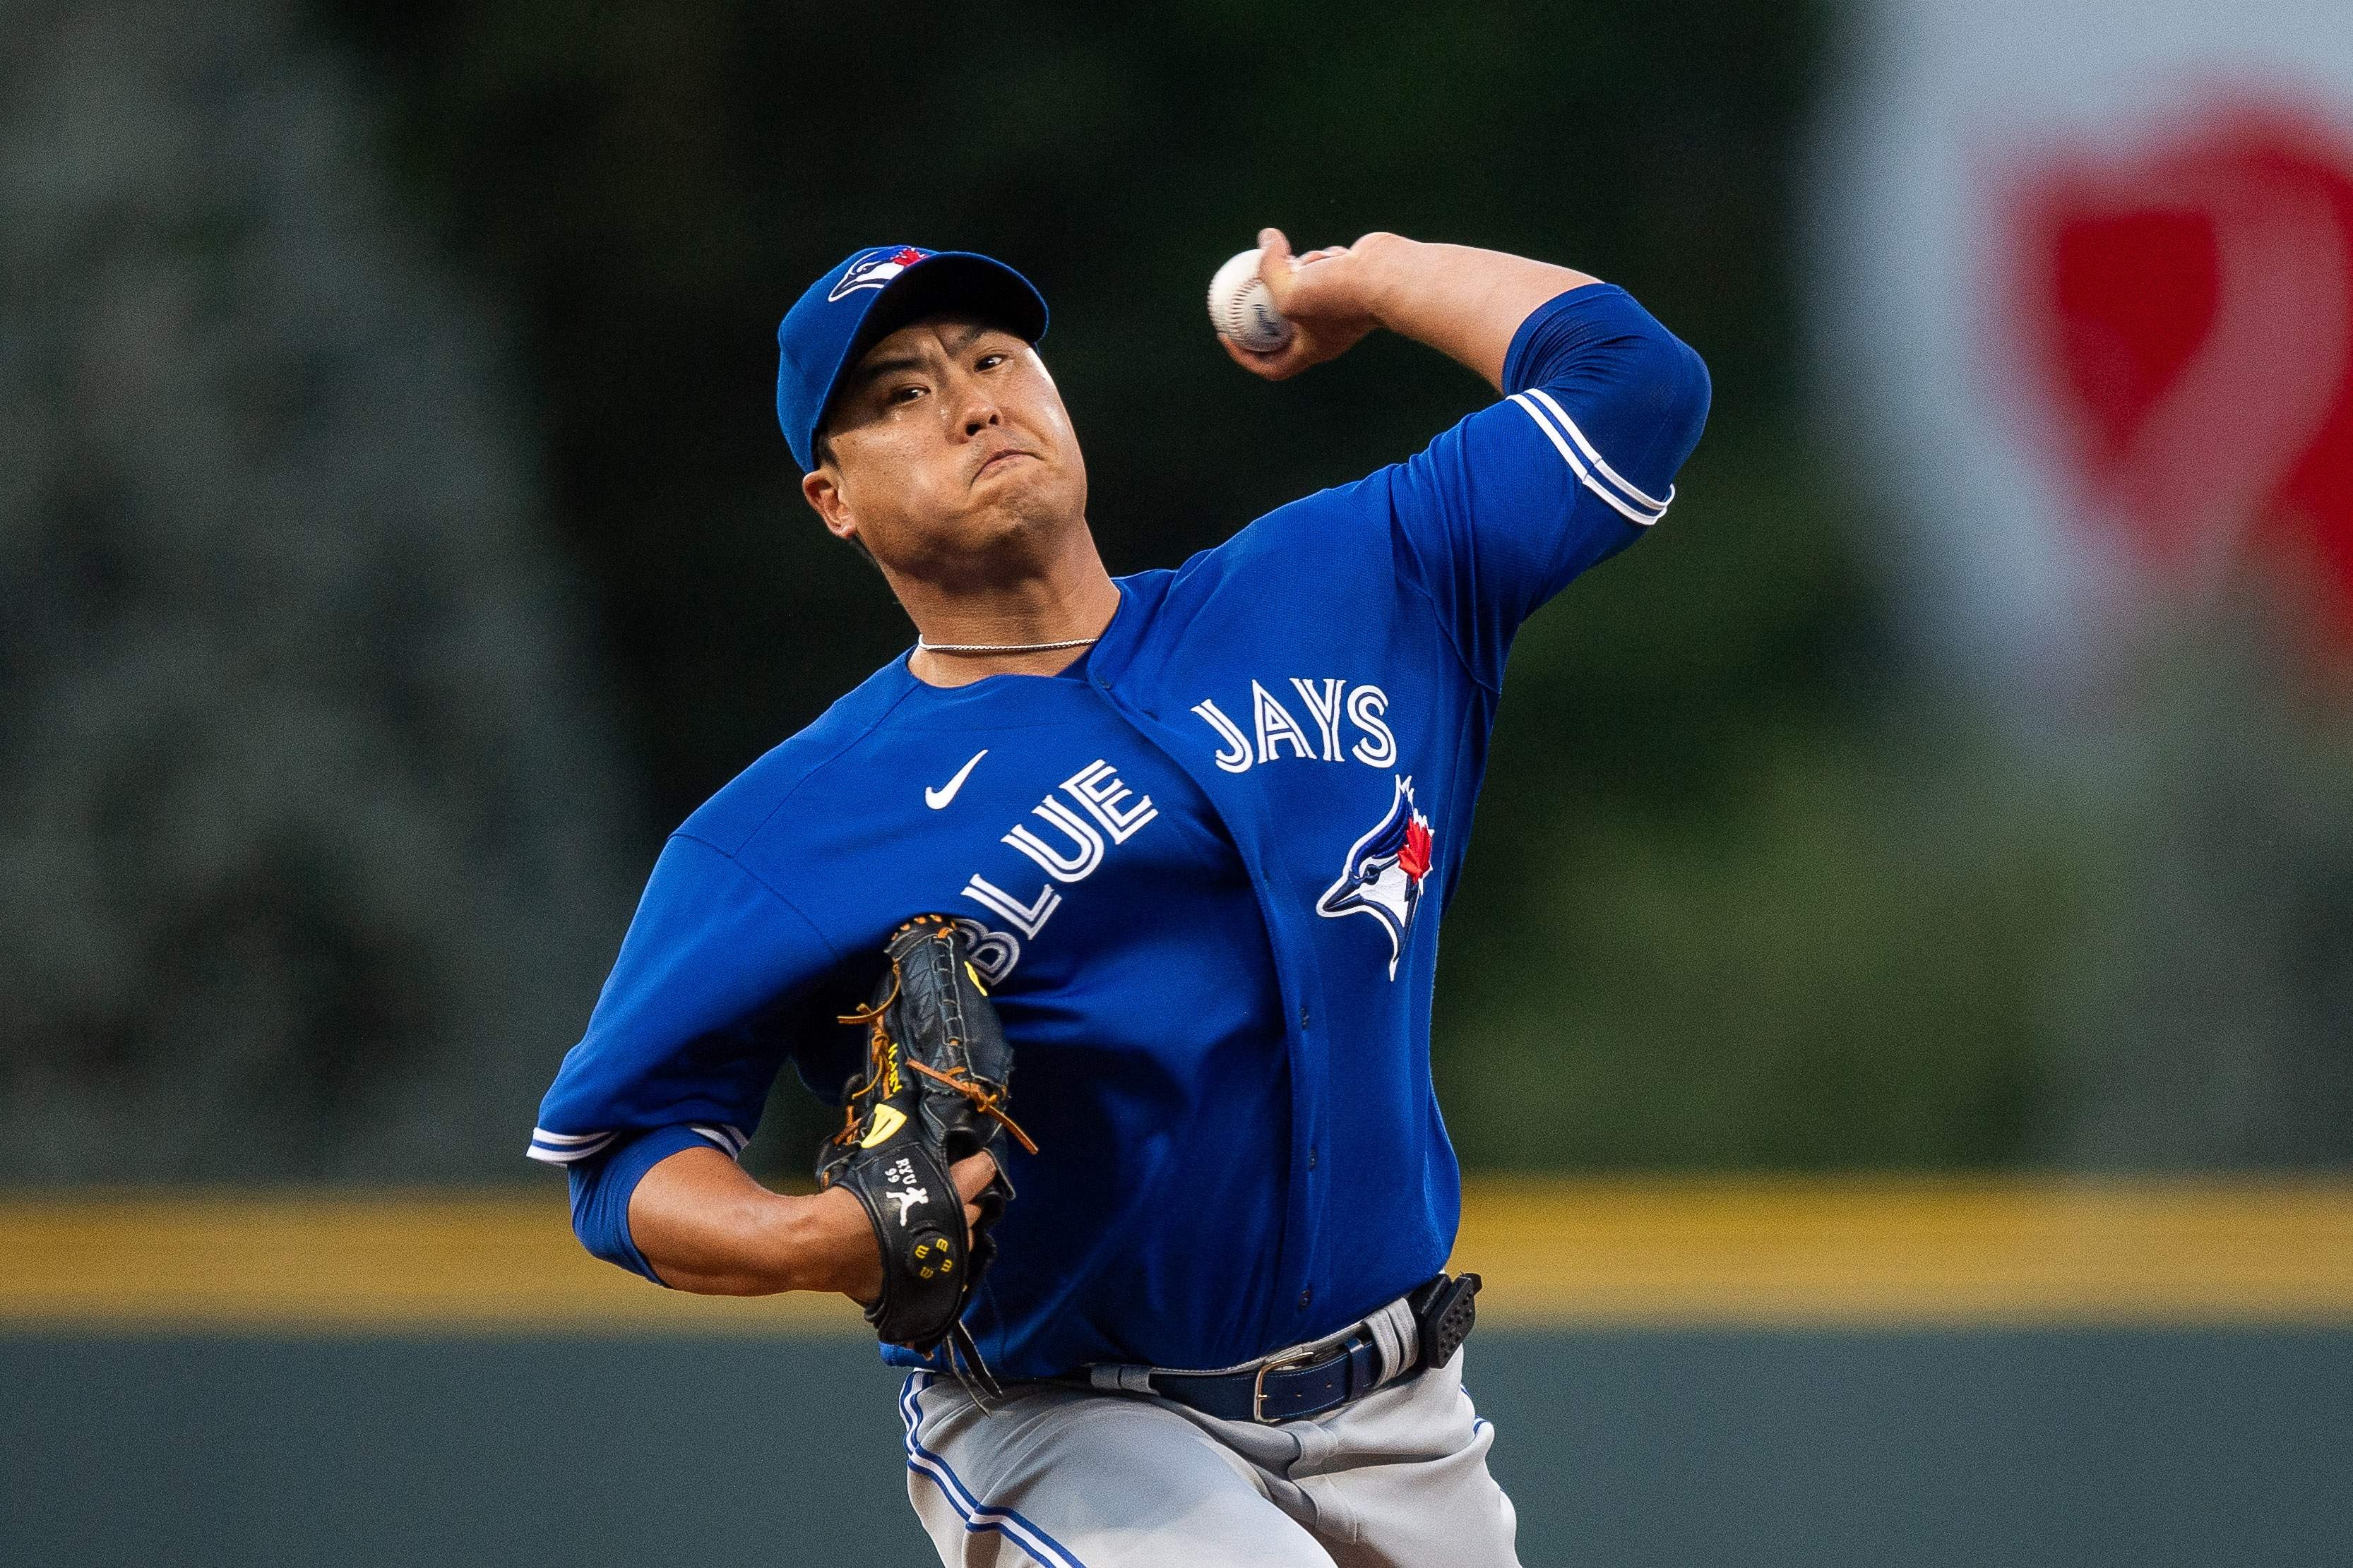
[777,1185,883,1302]
[1352,232,1417,330]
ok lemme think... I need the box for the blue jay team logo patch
[829,246,930,301]
[1316,775,1434,980]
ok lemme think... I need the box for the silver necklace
[916,635,1101,655]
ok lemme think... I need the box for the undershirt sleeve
[566,1124,715,1284]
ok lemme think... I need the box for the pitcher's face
[803,314,1088,581]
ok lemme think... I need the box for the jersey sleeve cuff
[1499,284,1696,528]
[528,1120,746,1166]
[1506,388,1673,527]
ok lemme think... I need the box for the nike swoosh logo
[925,749,988,810]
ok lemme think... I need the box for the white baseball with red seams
[1208,248,1296,352]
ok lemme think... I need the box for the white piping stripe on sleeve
[527,1124,751,1164]
[525,1129,614,1165]
[1523,386,1674,512]
[690,1123,749,1157]
[1508,393,1667,527]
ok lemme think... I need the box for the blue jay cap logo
[828,246,931,302]
[776,245,1049,472]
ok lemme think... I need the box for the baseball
[1207,248,1294,353]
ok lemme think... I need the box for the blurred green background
[5,0,2348,1183]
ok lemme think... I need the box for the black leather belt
[1152,1331,1391,1424]
[1064,1271,1482,1426]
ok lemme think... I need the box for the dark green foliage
[0,1,643,1178]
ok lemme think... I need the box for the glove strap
[836,1136,970,1352]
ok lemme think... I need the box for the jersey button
[1298,1005,1311,1028]
[1307,1145,1318,1170]
[1299,1287,1313,1310]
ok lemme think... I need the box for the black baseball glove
[816,914,1034,1367]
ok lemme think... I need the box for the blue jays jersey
[532,283,1710,1380]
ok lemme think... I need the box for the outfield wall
[6,1181,2348,1567]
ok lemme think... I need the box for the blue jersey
[532,283,1710,1380]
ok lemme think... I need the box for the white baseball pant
[898,1347,1520,1567]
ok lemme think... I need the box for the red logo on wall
[2013,107,2353,634]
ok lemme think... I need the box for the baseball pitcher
[531,228,1709,1566]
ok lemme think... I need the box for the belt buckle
[1250,1348,1316,1424]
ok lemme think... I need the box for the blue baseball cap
[775,245,1050,471]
